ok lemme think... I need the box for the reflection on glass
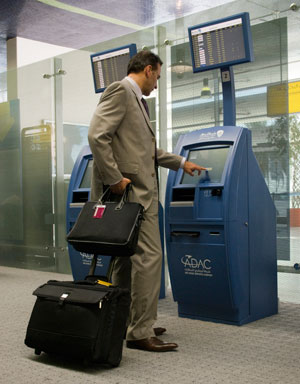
[63,124,89,175]
[0,99,22,243]
[22,125,53,248]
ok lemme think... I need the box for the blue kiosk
[165,13,278,325]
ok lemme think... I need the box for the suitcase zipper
[99,295,110,308]
[94,296,114,362]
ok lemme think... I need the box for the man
[88,50,206,352]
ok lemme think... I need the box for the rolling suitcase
[24,256,130,367]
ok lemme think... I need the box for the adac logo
[181,254,211,270]
[199,130,224,140]
[80,252,103,267]
[80,252,94,261]
[199,132,216,139]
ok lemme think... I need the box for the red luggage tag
[93,204,106,219]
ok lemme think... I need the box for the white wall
[7,37,99,129]
[7,37,75,129]
[15,37,74,68]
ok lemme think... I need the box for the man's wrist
[110,178,123,186]
[180,157,186,169]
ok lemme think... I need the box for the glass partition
[0,59,57,271]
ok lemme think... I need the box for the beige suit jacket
[88,78,182,210]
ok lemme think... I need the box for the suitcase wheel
[34,349,42,356]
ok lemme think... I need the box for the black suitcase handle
[88,255,116,282]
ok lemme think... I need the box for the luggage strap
[96,279,112,287]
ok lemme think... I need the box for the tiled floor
[1,266,300,384]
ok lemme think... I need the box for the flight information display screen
[91,44,137,93]
[188,13,253,72]
[181,146,230,185]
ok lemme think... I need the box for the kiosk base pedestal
[178,302,278,326]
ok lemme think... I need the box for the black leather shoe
[126,337,178,352]
[154,327,167,336]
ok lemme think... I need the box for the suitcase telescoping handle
[89,254,98,276]
[86,254,116,283]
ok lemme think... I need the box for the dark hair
[127,50,163,75]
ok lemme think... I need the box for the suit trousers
[111,187,162,340]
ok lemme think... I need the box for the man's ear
[144,65,152,78]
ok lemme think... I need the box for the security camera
[289,3,299,11]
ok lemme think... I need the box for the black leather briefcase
[24,279,130,367]
[66,185,144,257]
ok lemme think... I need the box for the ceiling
[0,0,299,75]
[0,0,237,49]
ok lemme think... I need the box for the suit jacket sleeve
[156,147,183,171]
[88,82,127,185]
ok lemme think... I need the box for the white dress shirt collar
[125,76,143,100]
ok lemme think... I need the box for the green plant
[267,115,300,208]
[289,115,300,208]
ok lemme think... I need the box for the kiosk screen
[181,146,230,185]
[79,159,93,189]
[188,12,253,72]
[91,44,137,93]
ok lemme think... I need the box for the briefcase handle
[115,184,132,210]
[97,186,111,205]
[97,183,132,210]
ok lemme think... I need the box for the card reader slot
[210,232,221,236]
[72,191,89,203]
[171,231,200,238]
[172,188,195,202]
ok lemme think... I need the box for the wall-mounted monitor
[181,145,231,185]
[188,12,253,73]
[90,44,137,93]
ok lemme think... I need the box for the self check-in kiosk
[165,13,278,324]
[165,127,278,324]
[66,146,166,298]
